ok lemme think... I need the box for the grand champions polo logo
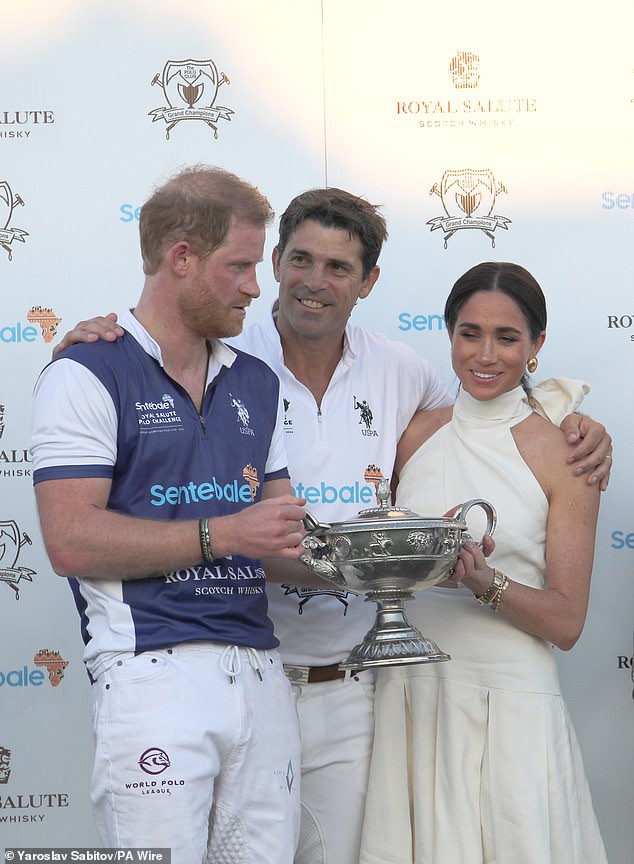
[149,59,234,139]
[0,181,28,261]
[427,168,511,248]
[0,520,35,599]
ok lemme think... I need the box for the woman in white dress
[359,262,609,864]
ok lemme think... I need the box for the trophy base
[338,593,451,670]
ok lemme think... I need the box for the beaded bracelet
[475,569,509,612]
[199,517,214,563]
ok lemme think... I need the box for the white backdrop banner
[1,2,632,861]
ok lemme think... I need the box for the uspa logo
[150,59,234,140]
[427,168,511,248]
[0,181,28,261]
[0,520,35,599]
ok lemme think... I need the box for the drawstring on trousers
[220,645,265,683]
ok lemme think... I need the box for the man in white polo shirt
[56,186,613,864]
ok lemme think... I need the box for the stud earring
[526,356,538,373]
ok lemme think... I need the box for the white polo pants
[90,642,301,863]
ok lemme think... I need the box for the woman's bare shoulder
[395,406,453,477]
[512,411,582,499]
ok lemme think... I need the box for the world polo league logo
[428,168,511,248]
[0,520,35,599]
[150,59,234,139]
[0,181,29,261]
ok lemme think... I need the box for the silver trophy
[300,479,496,670]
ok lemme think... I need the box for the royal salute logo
[0,403,32,480]
[0,181,28,261]
[0,520,35,599]
[449,51,480,89]
[0,748,70,823]
[606,314,634,342]
[427,168,512,248]
[149,59,234,140]
[0,110,54,139]
[396,50,537,130]
[0,747,10,784]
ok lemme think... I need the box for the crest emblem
[150,59,234,139]
[0,520,35,599]
[0,747,11,784]
[449,51,480,89]
[428,168,511,247]
[0,181,29,261]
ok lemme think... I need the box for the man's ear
[272,246,281,283]
[170,241,193,276]
[358,265,380,301]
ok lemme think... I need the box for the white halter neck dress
[359,382,608,864]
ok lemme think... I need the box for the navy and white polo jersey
[31,310,289,678]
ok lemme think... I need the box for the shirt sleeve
[31,358,119,480]
[413,352,454,411]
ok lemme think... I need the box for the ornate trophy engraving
[300,479,496,670]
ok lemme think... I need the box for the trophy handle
[455,499,497,548]
[302,512,332,535]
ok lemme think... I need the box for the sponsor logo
[230,392,254,436]
[428,168,511,248]
[291,480,375,507]
[242,464,260,501]
[281,583,353,613]
[364,464,387,505]
[0,746,10,784]
[139,747,170,776]
[353,396,378,437]
[0,520,35,598]
[601,191,634,210]
[0,404,32,479]
[396,50,537,130]
[0,110,54,139]
[606,315,634,343]
[0,651,68,688]
[273,759,296,795]
[0,181,28,261]
[136,393,183,432]
[610,529,634,548]
[450,50,480,89]
[33,650,68,687]
[26,306,62,343]
[0,748,70,824]
[122,748,186,796]
[150,59,233,139]
[398,311,447,332]
[283,397,293,434]
[150,473,255,507]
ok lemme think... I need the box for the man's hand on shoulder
[53,312,124,357]
[560,412,613,491]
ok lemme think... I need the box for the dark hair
[276,188,388,279]
[139,165,273,275]
[444,262,547,393]
[445,261,547,340]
